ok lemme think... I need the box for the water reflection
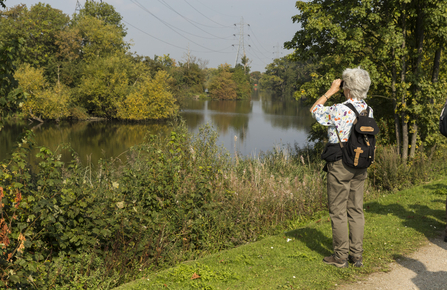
[1,93,314,163]
[180,94,313,155]
[0,120,172,166]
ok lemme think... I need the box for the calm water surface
[0,93,314,164]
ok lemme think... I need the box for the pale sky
[3,0,300,72]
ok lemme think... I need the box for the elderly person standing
[310,67,373,268]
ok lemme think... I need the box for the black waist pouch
[321,143,343,162]
[321,143,342,172]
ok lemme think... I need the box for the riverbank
[114,178,447,289]
[2,123,446,288]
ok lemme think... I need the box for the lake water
[0,92,314,165]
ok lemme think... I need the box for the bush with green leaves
[2,123,447,289]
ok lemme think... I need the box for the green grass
[114,178,447,290]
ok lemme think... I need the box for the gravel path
[338,235,447,290]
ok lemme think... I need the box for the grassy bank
[115,178,447,289]
[1,122,447,288]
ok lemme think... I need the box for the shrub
[1,125,447,289]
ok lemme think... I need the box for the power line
[183,0,233,28]
[123,20,234,54]
[129,0,232,52]
[194,0,238,18]
[157,0,232,39]
[122,20,190,50]
[246,36,272,60]
[247,26,271,54]
[130,0,230,40]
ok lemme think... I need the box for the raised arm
[309,79,343,113]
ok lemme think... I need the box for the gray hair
[342,67,371,100]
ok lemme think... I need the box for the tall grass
[1,123,447,289]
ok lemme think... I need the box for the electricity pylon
[233,17,249,68]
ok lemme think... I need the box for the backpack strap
[344,102,371,117]
[335,128,344,148]
[344,103,359,117]
[335,102,365,148]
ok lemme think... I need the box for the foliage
[0,38,25,130]
[231,66,251,99]
[117,71,179,120]
[0,3,70,69]
[284,0,447,160]
[116,177,447,289]
[170,62,206,97]
[72,0,127,38]
[208,64,237,100]
[14,64,70,121]
[75,53,136,118]
[2,121,447,288]
[74,15,127,61]
[260,57,317,100]
[249,71,262,86]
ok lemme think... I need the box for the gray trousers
[327,159,367,260]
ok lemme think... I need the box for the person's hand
[327,79,342,97]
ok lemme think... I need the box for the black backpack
[440,100,447,137]
[336,103,379,169]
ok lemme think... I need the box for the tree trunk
[432,48,441,84]
[401,8,408,163]
[409,5,425,159]
[392,48,401,155]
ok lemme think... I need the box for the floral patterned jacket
[311,98,374,144]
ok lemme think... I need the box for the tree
[0,3,70,69]
[171,62,205,95]
[231,65,251,99]
[285,0,447,161]
[74,15,127,60]
[72,0,127,37]
[75,53,135,118]
[208,64,237,100]
[260,57,315,100]
[14,63,70,121]
[0,38,25,129]
[117,70,178,120]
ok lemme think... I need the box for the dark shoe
[323,254,348,268]
[348,255,364,267]
[444,236,447,242]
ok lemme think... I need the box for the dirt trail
[338,235,447,290]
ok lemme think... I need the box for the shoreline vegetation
[2,1,447,288]
[1,122,447,289]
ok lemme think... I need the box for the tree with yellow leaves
[117,71,178,120]
[14,64,70,122]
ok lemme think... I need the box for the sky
[4,0,301,72]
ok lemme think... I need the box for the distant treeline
[0,1,277,122]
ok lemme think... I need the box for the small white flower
[287,239,292,242]
[112,182,119,189]
[293,276,296,279]
[271,247,273,249]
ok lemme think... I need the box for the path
[338,235,447,290]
